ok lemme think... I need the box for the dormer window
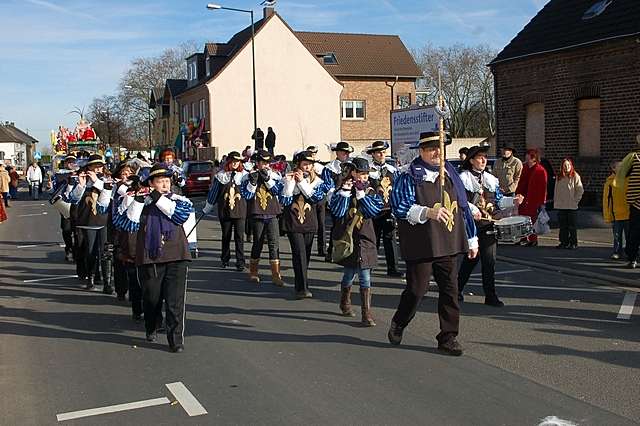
[188,61,197,81]
[206,56,211,76]
[321,53,337,65]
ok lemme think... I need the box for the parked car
[182,160,213,197]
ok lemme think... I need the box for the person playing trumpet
[280,151,333,299]
[202,151,249,272]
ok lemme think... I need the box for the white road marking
[18,212,48,217]
[165,382,207,416]
[56,397,170,422]
[17,242,62,248]
[617,292,637,320]
[24,275,78,283]
[471,268,531,277]
[464,282,616,293]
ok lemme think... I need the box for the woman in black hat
[68,154,114,292]
[281,151,333,299]
[366,140,402,277]
[240,150,286,285]
[324,142,354,261]
[116,163,193,353]
[202,151,248,271]
[457,145,508,307]
[329,157,383,326]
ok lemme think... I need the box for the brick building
[149,79,186,148]
[490,0,640,206]
[295,32,421,155]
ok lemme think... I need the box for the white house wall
[208,15,342,162]
[0,142,26,167]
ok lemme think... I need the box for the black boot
[101,260,114,295]
[85,276,95,290]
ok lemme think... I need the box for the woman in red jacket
[515,149,548,246]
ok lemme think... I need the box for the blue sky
[0,0,546,147]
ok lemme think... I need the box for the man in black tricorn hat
[388,131,478,356]
[366,140,402,277]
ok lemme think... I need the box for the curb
[497,255,640,289]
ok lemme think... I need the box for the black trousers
[373,211,400,272]
[139,261,188,347]
[316,200,327,253]
[127,263,143,316]
[220,218,245,267]
[557,209,578,246]
[391,255,460,344]
[73,228,86,279]
[458,231,497,298]
[80,227,107,280]
[627,206,640,261]
[288,232,314,292]
[114,258,128,297]
[60,216,73,254]
[250,218,280,260]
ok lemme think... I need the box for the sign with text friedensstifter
[390,105,438,165]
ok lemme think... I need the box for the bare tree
[118,41,200,143]
[87,95,131,150]
[413,44,497,138]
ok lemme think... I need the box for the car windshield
[188,162,212,173]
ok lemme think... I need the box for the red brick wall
[491,38,640,206]
[340,78,415,154]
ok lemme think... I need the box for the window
[182,104,188,122]
[342,100,365,120]
[416,92,429,106]
[0,151,4,160]
[199,99,206,119]
[397,94,411,109]
[322,53,337,65]
[191,103,196,120]
[205,56,211,76]
[578,98,600,157]
[188,61,197,81]
[525,102,545,150]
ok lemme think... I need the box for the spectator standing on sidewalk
[8,166,19,201]
[514,148,547,246]
[265,127,276,156]
[26,161,42,200]
[494,144,522,196]
[0,164,10,207]
[553,158,584,249]
[603,161,630,260]
[618,134,640,269]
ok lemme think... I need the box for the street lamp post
[206,3,258,147]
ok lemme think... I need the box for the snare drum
[493,215,533,243]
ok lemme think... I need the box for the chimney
[263,6,274,19]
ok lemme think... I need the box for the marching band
[49,137,515,355]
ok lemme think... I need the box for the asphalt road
[1,197,639,425]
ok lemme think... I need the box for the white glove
[202,202,214,215]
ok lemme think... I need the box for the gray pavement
[1,197,639,425]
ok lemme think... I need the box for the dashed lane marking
[18,212,48,217]
[23,275,78,283]
[56,398,170,422]
[617,292,637,320]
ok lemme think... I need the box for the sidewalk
[497,224,639,288]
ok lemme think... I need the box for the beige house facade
[163,7,421,161]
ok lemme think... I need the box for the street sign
[34,151,42,160]
[390,105,438,165]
